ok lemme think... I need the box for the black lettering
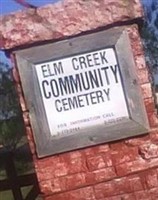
[90,92,97,104]
[41,65,48,78]
[59,77,71,95]
[67,96,79,110]
[54,89,111,112]
[103,88,110,101]
[69,74,82,93]
[79,56,87,69]
[80,72,90,90]
[84,93,90,106]
[55,100,62,112]
[47,64,52,76]
[97,68,103,86]
[62,98,69,111]
[89,70,100,89]
[93,53,100,66]
[100,51,108,64]
[110,65,119,83]
[54,62,64,75]
[86,54,93,67]
[101,67,110,85]
[72,57,79,70]
[96,90,104,103]
[77,95,84,108]
[50,79,60,97]
[42,80,51,99]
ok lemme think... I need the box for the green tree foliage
[141,0,158,73]
[141,22,158,72]
[0,61,24,151]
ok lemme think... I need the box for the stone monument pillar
[1,0,158,199]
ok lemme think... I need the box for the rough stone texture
[10,25,158,200]
[139,142,158,160]
[0,0,143,49]
[2,0,158,199]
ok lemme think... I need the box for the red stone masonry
[1,0,158,199]
[1,0,143,49]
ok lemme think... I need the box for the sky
[0,0,59,15]
[0,0,60,65]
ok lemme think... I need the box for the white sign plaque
[16,28,149,156]
[35,48,129,137]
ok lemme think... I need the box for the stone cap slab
[0,0,143,50]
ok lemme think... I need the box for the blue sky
[0,0,59,15]
[0,0,60,64]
